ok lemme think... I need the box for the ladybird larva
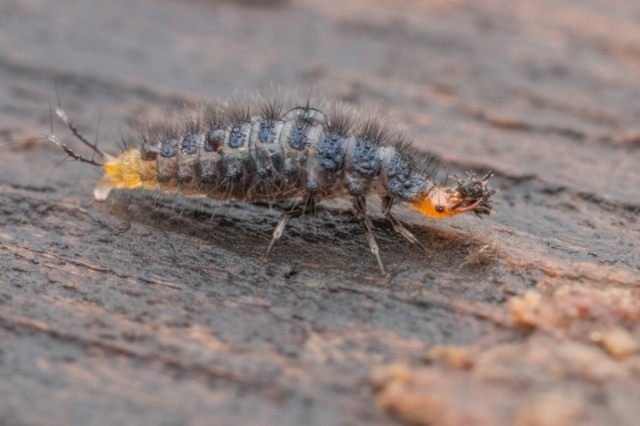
[48,96,495,275]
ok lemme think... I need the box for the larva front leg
[352,196,386,275]
[381,196,428,254]
[265,193,316,258]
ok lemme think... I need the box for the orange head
[410,172,495,219]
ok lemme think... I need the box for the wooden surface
[0,0,639,425]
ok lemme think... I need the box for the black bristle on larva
[183,116,202,135]
[138,130,160,160]
[154,121,181,140]
[389,133,442,182]
[226,103,252,124]
[204,104,225,130]
[324,105,353,136]
[259,98,283,121]
[357,118,387,145]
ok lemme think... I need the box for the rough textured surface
[0,0,638,425]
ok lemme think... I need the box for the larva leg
[382,196,428,254]
[353,196,387,275]
[265,194,315,257]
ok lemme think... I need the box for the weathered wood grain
[0,0,638,424]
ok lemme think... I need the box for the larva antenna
[47,103,103,167]
[54,86,108,160]
[54,107,108,159]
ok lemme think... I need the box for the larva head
[94,149,157,201]
[411,172,495,219]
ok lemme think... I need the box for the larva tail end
[97,149,158,199]
[93,178,114,201]
[411,172,495,219]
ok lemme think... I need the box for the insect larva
[48,96,495,275]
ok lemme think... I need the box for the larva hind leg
[382,196,428,254]
[353,196,387,275]
[265,194,315,257]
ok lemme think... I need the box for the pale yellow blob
[94,149,158,201]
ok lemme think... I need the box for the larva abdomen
[206,108,370,199]
[145,106,339,201]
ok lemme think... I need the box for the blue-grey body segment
[198,157,220,184]
[350,137,381,177]
[205,129,224,152]
[160,138,178,158]
[384,151,430,200]
[177,134,202,184]
[157,138,179,183]
[317,132,345,172]
[288,123,308,150]
[181,134,199,155]
[228,123,250,148]
[259,120,276,144]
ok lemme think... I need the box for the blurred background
[1,0,639,425]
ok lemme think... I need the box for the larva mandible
[49,96,495,274]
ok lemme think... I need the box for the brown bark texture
[0,0,639,425]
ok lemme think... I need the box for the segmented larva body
[51,97,495,274]
[103,105,429,206]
